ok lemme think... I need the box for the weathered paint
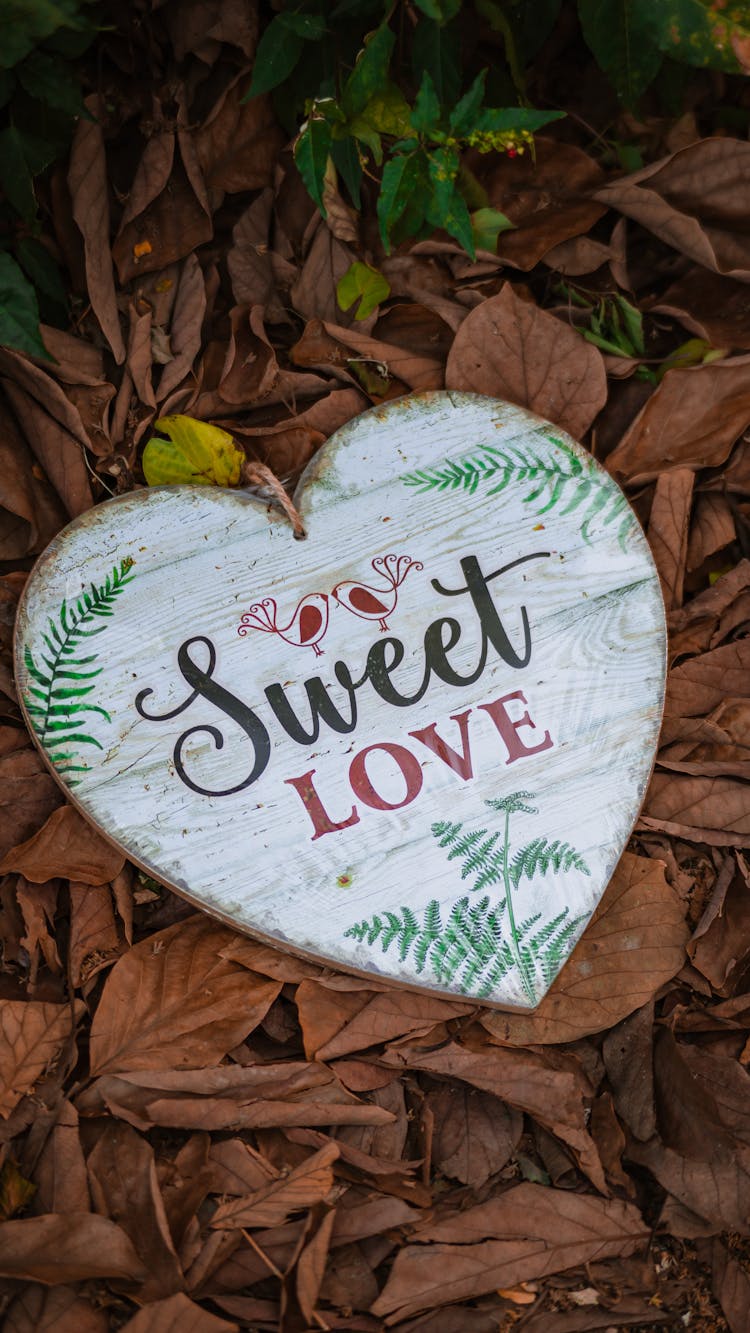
[14,391,666,1009]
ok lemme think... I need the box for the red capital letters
[285,769,359,840]
[479,691,553,764]
[408,709,474,781]
[349,742,424,811]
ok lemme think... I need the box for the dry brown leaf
[607,355,750,482]
[298,981,472,1061]
[207,1139,279,1195]
[445,284,607,439]
[0,1000,76,1118]
[651,269,750,351]
[3,1284,108,1333]
[87,1121,183,1299]
[296,1206,336,1326]
[68,881,120,988]
[712,1239,750,1333]
[0,747,61,862]
[67,101,125,363]
[426,1087,522,1187]
[0,1211,145,1282]
[120,1292,238,1333]
[0,805,125,885]
[113,158,213,285]
[372,1183,648,1321]
[643,773,750,845]
[602,1001,656,1141]
[383,1038,606,1192]
[15,877,61,985]
[33,1099,89,1214]
[595,140,750,281]
[88,915,281,1075]
[665,638,750,717]
[687,493,736,571]
[194,81,283,195]
[0,401,67,559]
[647,468,694,610]
[479,139,607,271]
[158,254,207,401]
[481,853,687,1045]
[210,1142,339,1230]
[77,1063,396,1131]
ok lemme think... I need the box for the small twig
[240,1228,284,1279]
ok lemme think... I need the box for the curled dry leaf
[606,355,750,482]
[647,468,694,611]
[445,284,607,440]
[3,1284,108,1333]
[88,915,281,1076]
[210,1142,339,1230]
[0,805,125,885]
[372,1182,648,1321]
[481,853,687,1045]
[596,140,750,281]
[67,101,125,364]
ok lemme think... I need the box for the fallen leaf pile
[2,4,750,1330]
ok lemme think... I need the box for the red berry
[507,147,517,158]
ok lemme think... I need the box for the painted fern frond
[23,558,134,785]
[509,837,591,889]
[402,430,633,549]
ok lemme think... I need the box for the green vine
[345,791,589,1003]
[23,558,135,785]
[401,432,632,549]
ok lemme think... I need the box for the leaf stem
[501,805,536,1004]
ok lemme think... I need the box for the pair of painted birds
[237,554,423,656]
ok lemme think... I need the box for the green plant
[345,790,589,1002]
[245,1,749,267]
[23,557,134,784]
[401,428,633,548]
[0,0,99,356]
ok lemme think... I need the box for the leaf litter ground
[2,7,750,1331]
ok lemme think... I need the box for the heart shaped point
[15,391,666,1009]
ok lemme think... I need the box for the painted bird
[238,594,329,656]
[332,554,423,632]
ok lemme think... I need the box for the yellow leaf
[142,416,245,488]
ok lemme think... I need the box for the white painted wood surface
[15,391,666,1009]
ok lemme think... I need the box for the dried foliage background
[2,2,750,1330]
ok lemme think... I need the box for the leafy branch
[23,558,134,785]
[345,791,589,1004]
[402,433,632,548]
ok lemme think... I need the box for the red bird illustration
[237,594,329,656]
[333,554,423,631]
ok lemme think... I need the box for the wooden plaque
[15,391,666,1009]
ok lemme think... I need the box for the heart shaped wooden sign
[16,391,665,1009]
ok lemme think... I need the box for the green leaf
[337,262,391,320]
[412,14,462,103]
[471,206,514,252]
[651,0,747,72]
[411,70,442,134]
[277,11,326,39]
[15,236,67,310]
[331,136,363,207]
[474,105,566,134]
[142,416,246,487]
[16,49,83,114]
[425,145,476,256]
[449,70,487,137]
[377,149,426,251]
[0,0,91,69]
[354,83,413,136]
[578,0,664,103]
[343,20,395,117]
[0,253,48,358]
[413,0,461,20]
[0,126,36,221]
[295,116,333,214]
[245,16,304,97]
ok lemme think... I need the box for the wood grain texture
[15,391,666,1009]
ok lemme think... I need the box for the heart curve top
[16,391,666,1009]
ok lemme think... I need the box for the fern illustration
[401,429,632,549]
[23,558,135,785]
[345,790,590,1004]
